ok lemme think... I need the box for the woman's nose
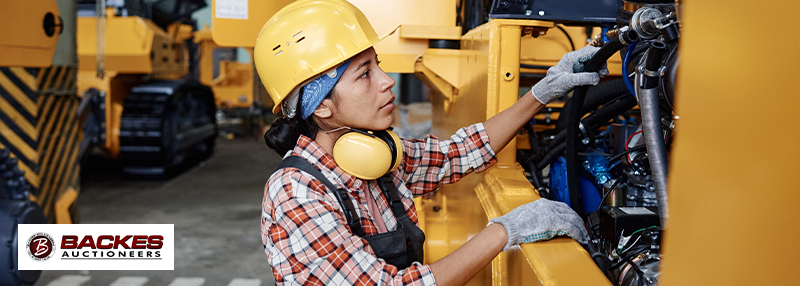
[378,68,395,92]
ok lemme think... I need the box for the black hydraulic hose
[520,63,553,70]
[608,145,647,163]
[640,41,669,227]
[585,241,608,276]
[555,24,576,51]
[643,41,667,89]
[582,95,638,130]
[537,94,637,170]
[565,30,636,215]
[518,151,547,194]
[536,141,566,170]
[554,79,629,133]
[524,121,541,154]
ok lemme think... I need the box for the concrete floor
[36,138,281,286]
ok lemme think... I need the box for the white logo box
[18,224,174,270]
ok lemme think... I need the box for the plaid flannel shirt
[261,123,497,285]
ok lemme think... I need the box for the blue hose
[622,41,638,98]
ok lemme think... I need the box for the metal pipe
[96,0,106,79]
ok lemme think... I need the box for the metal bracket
[642,66,668,77]
[414,60,459,115]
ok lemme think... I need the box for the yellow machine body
[194,26,255,109]
[659,1,800,285]
[0,1,62,67]
[211,0,295,48]
[77,11,192,157]
[77,15,190,77]
[0,0,81,224]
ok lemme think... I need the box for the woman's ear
[314,98,334,119]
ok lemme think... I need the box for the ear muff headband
[372,130,398,170]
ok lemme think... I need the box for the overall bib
[276,156,425,269]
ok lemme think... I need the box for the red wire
[625,130,644,164]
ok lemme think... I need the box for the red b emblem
[27,232,55,261]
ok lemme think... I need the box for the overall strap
[376,176,407,218]
[276,156,363,236]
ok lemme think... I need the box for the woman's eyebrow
[355,59,372,71]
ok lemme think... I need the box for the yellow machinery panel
[209,0,462,73]
[77,15,190,77]
[211,0,294,47]
[348,0,459,73]
[195,26,256,109]
[0,0,62,67]
[659,1,800,285]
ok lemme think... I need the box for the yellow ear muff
[332,129,403,180]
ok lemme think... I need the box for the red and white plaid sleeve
[262,168,437,285]
[398,123,497,195]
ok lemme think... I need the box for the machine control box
[489,0,620,25]
[598,206,660,242]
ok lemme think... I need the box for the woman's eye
[361,70,370,78]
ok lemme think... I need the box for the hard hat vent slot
[273,45,281,51]
[275,50,284,56]
[296,37,305,44]
[294,31,303,37]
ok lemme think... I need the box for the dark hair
[264,93,319,155]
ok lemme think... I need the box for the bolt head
[538,10,545,16]
[525,10,532,16]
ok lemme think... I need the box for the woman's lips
[380,102,395,111]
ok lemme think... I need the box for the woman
[255,1,605,285]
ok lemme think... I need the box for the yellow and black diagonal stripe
[0,67,40,189]
[0,66,80,223]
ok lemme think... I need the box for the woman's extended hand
[489,198,588,251]
[531,45,610,104]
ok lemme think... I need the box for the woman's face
[321,47,396,131]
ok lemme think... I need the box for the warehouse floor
[36,138,280,286]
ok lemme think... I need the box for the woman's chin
[374,116,394,131]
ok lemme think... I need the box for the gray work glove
[531,45,610,104]
[490,198,588,252]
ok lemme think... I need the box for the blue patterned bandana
[301,59,353,119]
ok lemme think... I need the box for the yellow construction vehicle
[0,0,76,284]
[76,0,217,176]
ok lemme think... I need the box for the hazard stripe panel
[0,65,80,224]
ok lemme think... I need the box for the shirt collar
[291,134,360,191]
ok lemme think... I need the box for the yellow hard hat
[254,0,381,115]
